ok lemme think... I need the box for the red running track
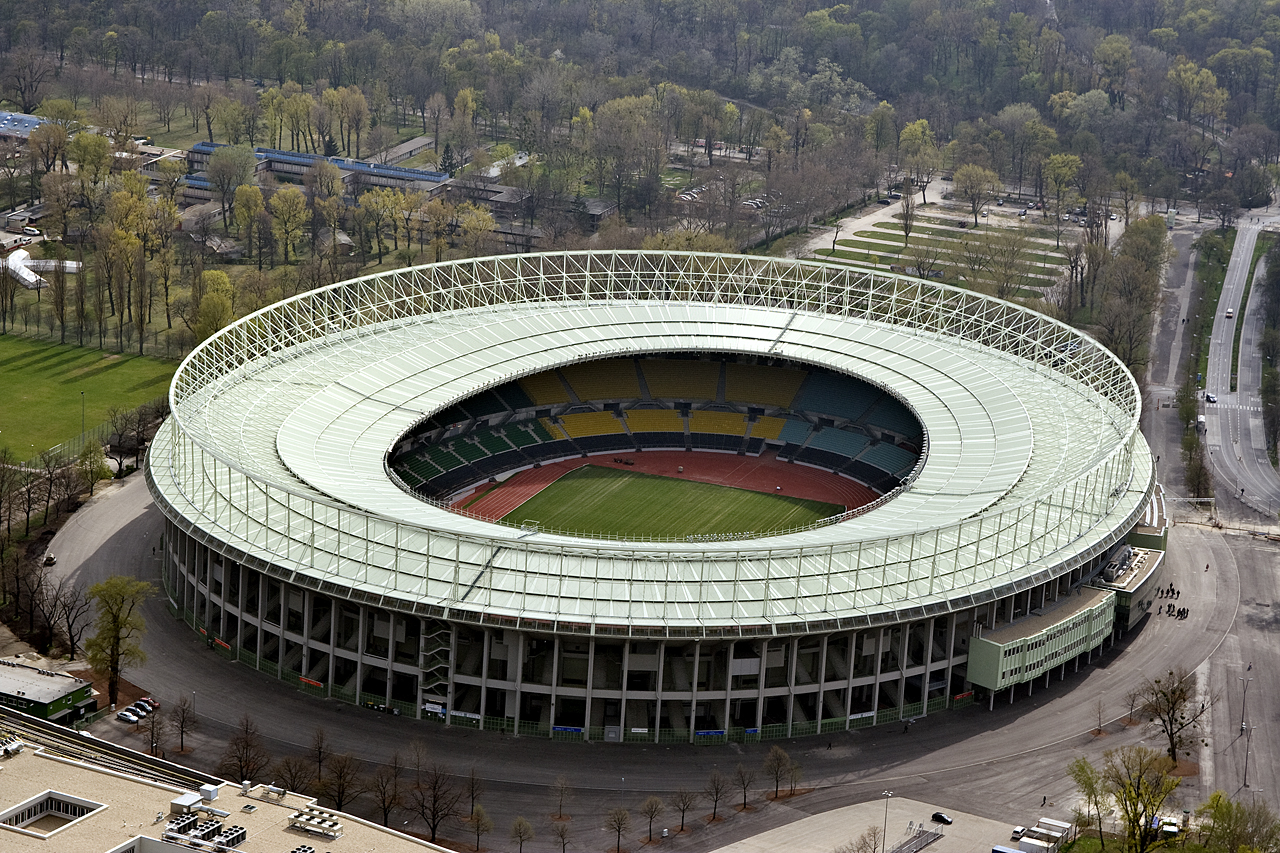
[454,449,879,522]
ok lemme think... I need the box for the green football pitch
[500,465,842,539]
[0,336,176,456]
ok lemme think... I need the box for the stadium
[146,251,1164,743]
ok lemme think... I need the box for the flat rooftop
[978,585,1114,645]
[1094,548,1163,593]
[0,662,87,704]
[0,743,447,853]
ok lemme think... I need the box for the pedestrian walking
[1041,796,1047,807]
[1175,590,1180,600]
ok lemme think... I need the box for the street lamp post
[1239,677,1252,732]
[80,390,85,436]
[882,791,892,853]
[1244,725,1254,787]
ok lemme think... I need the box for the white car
[116,710,138,723]
[21,226,39,237]
[1205,393,1217,403]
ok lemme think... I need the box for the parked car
[931,812,953,825]
[1012,827,1026,840]
[22,226,39,236]
[116,710,138,723]
[134,698,156,712]
[140,696,160,709]
[128,703,148,718]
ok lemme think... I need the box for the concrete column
[654,640,666,744]
[689,641,701,743]
[479,629,491,729]
[584,638,596,741]
[512,631,525,736]
[548,635,562,737]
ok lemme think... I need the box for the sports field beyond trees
[0,336,175,455]
[500,465,841,539]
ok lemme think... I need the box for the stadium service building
[147,252,1166,742]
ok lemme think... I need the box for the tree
[466,765,485,815]
[167,694,199,752]
[206,145,257,229]
[1207,188,1239,231]
[270,186,308,263]
[272,755,315,796]
[84,576,151,707]
[1101,746,1180,853]
[411,763,463,842]
[302,727,329,781]
[551,774,571,819]
[1139,667,1211,762]
[704,770,728,821]
[510,816,535,853]
[51,577,91,659]
[471,803,494,852]
[77,442,109,496]
[605,807,631,853]
[834,826,885,853]
[316,753,365,811]
[368,756,404,826]
[1069,756,1107,850]
[900,185,917,247]
[234,185,265,258]
[144,706,170,756]
[640,796,665,841]
[953,164,1001,226]
[1197,791,1280,853]
[762,745,791,798]
[551,821,571,853]
[670,788,699,832]
[1045,153,1083,249]
[218,714,272,783]
[899,119,939,203]
[733,763,757,811]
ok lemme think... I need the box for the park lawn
[0,336,176,457]
[500,465,841,539]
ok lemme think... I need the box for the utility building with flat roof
[0,662,95,724]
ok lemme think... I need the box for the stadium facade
[147,252,1165,742]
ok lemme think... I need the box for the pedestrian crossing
[1207,404,1262,412]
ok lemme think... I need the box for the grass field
[0,336,176,457]
[500,465,842,538]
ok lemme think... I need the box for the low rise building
[0,662,95,724]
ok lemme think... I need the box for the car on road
[116,710,138,723]
[931,812,953,825]
[1206,393,1217,403]
[1226,308,1234,318]
[1012,827,1026,840]
[1109,212,1118,220]
[42,553,55,566]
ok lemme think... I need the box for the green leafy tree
[953,163,1001,226]
[85,576,152,708]
[77,441,110,496]
[270,186,309,264]
[471,803,494,852]
[206,145,257,229]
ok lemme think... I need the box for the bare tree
[640,795,665,842]
[704,770,728,821]
[410,763,463,842]
[788,760,802,795]
[1139,667,1211,762]
[551,820,571,853]
[762,744,791,798]
[368,754,404,826]
[310,726,332,780]
[167,694,199,752]
[670,788,699,832]
[834,825,885,853]
[551,774,571,819]
[217,714,272,782]
[105,406,138,475]
[510,815,535,853]
[733,763,757,811]
[272,755,315,796]
[51,576,91,658]
[315,752,365,811]
[605,807,631,853]
[144,707,170,757]
[466,765,485,814]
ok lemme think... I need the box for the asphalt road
[1204,215,1280,519]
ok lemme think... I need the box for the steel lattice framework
[147,251,1154,639]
